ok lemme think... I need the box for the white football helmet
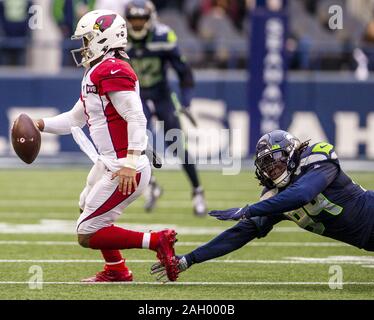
[71,10,129,68]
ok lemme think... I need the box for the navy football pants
[142,94,200,189]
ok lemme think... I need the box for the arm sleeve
[246,162,339,218]
[169,49,194,107]
[166,31,194,106]
[108,91,147,151]
[251,214,286,238]
[168,49,194,88]
[190,215,284,264]
[43,99,87,135]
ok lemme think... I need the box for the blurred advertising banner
[248,2,288,154]
[1,73,374,161]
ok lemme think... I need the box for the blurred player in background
[94,0,131,14]
[0,0,32,66]
[151,130,374,280]
[124,0,207,216]
[35,9,178,282]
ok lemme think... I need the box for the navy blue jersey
[248,142,374,250]
[126,23,194,103]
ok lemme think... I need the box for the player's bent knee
[77,234,91,248]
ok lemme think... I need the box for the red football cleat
[81,268,133,282]
[154,229,179,282]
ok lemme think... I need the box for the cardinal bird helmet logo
[93,14,117,32]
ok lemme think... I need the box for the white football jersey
[80,57,141,159]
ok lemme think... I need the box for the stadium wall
[0,71,374,168]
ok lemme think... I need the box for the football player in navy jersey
[151,130,374,280]
[124,0,207,216]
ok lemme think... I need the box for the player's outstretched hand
[150,262,168,282]
[150,256,189,283]
[208,206,249,221]
[112,167,138,195]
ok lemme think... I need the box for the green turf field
[0,169,373,300]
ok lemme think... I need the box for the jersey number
[131,57,162,88]
[285,193,342,235]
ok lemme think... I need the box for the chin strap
[255,168,274,189]
[273,170,291,188]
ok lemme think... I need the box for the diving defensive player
[151,130,374,280]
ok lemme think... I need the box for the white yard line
[0,200,243,208]
[0,240,76,246]
[0,281,373,286]
[0,219,305,235]
[0,259,149,263]
[0,240,349,247]
[0,257,373,265]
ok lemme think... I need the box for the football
[11,113,41,164]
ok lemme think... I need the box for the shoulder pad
[149,23,178,49]
[299,142,338,167]
[154,23,172,37]
[90,59,137,94]
[91,58,137,84]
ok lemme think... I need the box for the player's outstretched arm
[209,162,339,221]
[244,162,339,219]
[35,99,87,135]
[210,162,339,223]
[151,215,284,281]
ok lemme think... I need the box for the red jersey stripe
[77,172,142,228]
[104,101,128,159]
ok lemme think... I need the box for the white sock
[142,233,151,249]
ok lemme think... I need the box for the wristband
[119,153,139,170]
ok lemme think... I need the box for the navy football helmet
[255,130,307,189]
[125,0,157,40]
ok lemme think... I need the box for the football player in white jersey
[34,10,179,282]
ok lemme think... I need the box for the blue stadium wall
[0,72,374,161]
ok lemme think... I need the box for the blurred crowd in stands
[2,0,374,71]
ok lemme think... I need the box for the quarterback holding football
[32,10,178,282]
